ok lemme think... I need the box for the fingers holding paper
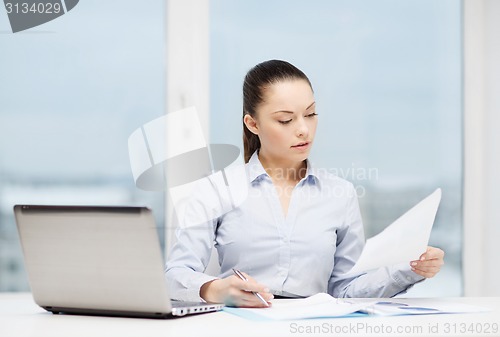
[410,246,445,278]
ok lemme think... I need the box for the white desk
[0,293,499,337]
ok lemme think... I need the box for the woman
[165,59,444,307]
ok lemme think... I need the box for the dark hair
[242,59,313,163]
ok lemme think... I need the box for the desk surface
[0,293,499,337]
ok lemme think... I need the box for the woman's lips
[292,142,310,149]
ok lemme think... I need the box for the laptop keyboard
[170,301,208,308]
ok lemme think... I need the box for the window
[210,0,462,296]
[1,0,463,296]
[0,1,165,291]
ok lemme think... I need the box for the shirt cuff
[390,263,425,296]
[189,273,220,302]
[167,269,220,302]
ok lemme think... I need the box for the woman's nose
[296,117,309,138]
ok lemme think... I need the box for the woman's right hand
[200,272,273,307]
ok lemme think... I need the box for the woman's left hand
[410,246,445,278]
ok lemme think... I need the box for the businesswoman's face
[244,79,317,165]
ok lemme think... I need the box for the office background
[0,0,498,297]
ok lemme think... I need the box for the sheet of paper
[223,293,372,321]
[348,188,442,274]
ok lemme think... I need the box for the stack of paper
[224,293,491,321]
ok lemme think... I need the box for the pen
[232,268,269,307]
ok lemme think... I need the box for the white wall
[164,0,210,252]
[464,0,500,296]
[164,0,221,274]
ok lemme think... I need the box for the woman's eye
[278,119,292,125]
[306,112,318,118]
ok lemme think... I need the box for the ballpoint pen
[232,268,269,307]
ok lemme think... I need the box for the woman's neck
[258,151,307,183]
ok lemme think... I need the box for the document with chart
[223,293,491,321]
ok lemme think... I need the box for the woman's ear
[243,114,259,135]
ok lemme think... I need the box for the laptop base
[43,306,173,319]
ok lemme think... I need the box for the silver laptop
[14,205,224,318]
